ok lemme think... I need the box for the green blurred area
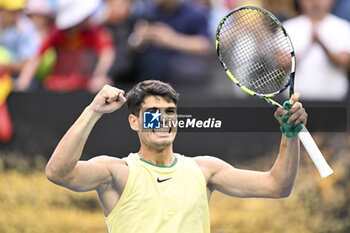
[0,133,349,233]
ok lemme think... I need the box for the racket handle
[297,125,333,178]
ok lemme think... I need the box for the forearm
[6,62,24,73]
[46,107,102,183]
[167,34,210,55]
[93,49,115,77]
[15,57,41,91]
[268,135,300,196]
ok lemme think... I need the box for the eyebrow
[144,107,159,112]
[144,107,177,112]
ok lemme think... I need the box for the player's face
[137,95,178,149]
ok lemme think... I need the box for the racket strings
[251,68,286,92]
[218,8,293,95]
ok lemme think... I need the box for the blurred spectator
[16,0,115,93]
[129,0,212,84]
[284,0,350,100]
[26,0,54,38]
[189,0,229,39]
[25,0,56,82]
[0,46,14,143]
[265,0,297,21]
[0,0,39,142]
[0,0,40,79]
[102,0,137,84]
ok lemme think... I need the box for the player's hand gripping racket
[216,6,333,178]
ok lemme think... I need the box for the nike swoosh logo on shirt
[157,177,172,183]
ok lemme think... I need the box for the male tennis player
[46,80,307,233]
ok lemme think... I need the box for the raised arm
[45,85,126,192]
[196,94,307,198]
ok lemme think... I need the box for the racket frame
[216,6,333,178]
[216,5,296,105]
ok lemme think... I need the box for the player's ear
[129,114,139,131]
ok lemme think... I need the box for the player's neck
[138,145,175,166]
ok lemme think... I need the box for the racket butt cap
[320,167,334,179]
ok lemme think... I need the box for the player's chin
[152,139,173,148]
[149,136,174,148]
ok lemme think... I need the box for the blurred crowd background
[1,0,350,232]
[0,0,350,96]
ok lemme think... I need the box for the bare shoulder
[194,155,231,170]
[89,155,128,167]
[194,156,232,183]
[89,155,129,181]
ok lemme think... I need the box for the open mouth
[152,126,171,135]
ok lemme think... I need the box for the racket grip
[297,125,333,179]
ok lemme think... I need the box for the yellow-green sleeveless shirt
[105,153,210,233]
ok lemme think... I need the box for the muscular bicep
[57,156,118,192]
[211,166,278,198]
[197,156,279,198]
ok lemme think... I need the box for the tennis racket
[216,6,333,179]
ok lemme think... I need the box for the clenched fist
[88,85,127,114]
[274,93,308,126]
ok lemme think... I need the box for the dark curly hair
[126,80,179,116]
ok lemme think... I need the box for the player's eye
[166,108,176,114]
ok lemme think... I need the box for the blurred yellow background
[1,135,349,233]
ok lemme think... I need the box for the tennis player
[46,80,307,233]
